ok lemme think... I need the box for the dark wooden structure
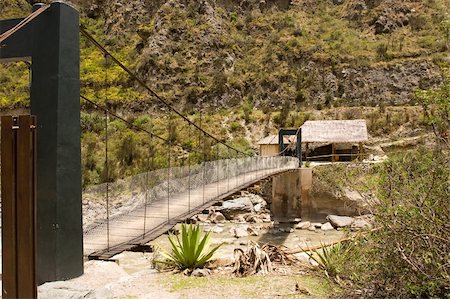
[1,115,37,298]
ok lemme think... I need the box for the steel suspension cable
[79,26,249,156]
[167,113,171,221]
[104,54,110,250]
[81,95,207,157]
[0,4,49,45]
[188,123,191,212]
[142,132,152,239]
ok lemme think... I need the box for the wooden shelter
[300,119,368,161]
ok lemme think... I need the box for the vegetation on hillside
[1,0,449,110]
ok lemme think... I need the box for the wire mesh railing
[82,155,297,257]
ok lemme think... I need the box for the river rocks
[293,252,319,267]
[209,211,226,223]
[246,226,259,236]
[307,225,316,231]
[327,215,354,228]
[253,203,262,213]
[205,225,224,234]
[233,226,249,238]
[295,221,311,230]
[218,197,254,219]
[351,214,375,230]
[196,214,209,223]
[321,222,334,231]
[38,261,128,299]
[312,223,323,229]
[216,193,268,220]
[244,214,263,223]
[191,268,211,277]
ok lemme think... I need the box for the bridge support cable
[227,148,230,192]
[79,26,249,157]
[142,132,152,239]
[167,113,172,222]
[216,144,219,198]
[202,132,206,206]
[104,53,111,251]
[188,123,191,213]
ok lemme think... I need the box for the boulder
[196,214,209,222]
[307,225,316,231]
[234,226,249,238]
[321,222,334,231]
[218,197,254,219]
[327,215,354,228]
[295,221,311,230]
[247,193,267,207]
[351,219,372,230]
[209,211,226,223]
[244,214,263,223]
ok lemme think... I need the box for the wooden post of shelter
[331,143,336,162]
[1,115,37,299]
[359,142,363,161]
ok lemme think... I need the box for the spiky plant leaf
[163,223,223,269]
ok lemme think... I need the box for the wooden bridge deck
[84,165,296,260]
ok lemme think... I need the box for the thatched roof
[300,120,368,143]
[257,134,291,145]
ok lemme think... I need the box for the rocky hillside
[1,0,449,111]
[86,0,449,110]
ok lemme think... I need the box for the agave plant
[163,223,222,269]
[305,241,353,279]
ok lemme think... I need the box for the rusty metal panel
[16,115,37,298]
[1,115,37,299]
[1,116,18,299]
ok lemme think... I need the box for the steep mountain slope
[82,0,449,111]
[1,0,449,111]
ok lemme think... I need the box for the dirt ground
[37,221,344,298]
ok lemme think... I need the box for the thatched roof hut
[300,119,368,143]
[299,119,368,161]
[257,135,291,145]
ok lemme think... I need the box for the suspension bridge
[0,1,301,269]
[77,21,300,259]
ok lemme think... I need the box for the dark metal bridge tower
[0,2,83,284]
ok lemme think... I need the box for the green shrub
[229,121,242,132]
[162,223,222,270]
[242,97,254,123]
[376,42,390,60]
[341,148,450,298]
[374,149,449,297]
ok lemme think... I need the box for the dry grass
[156,271,340,299]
